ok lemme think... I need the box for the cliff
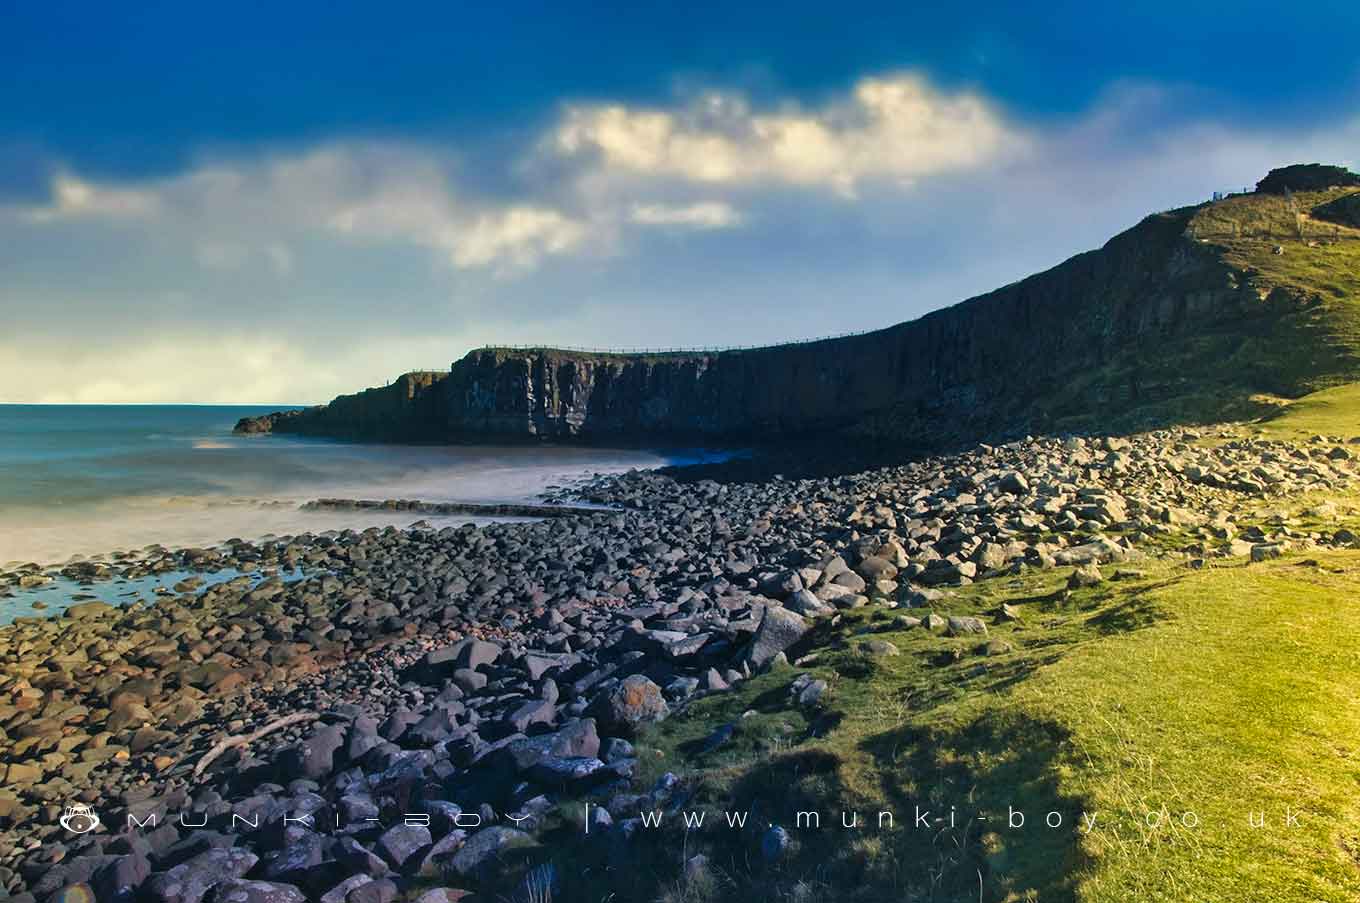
[235,371,450,441]
[237,172,1360,446]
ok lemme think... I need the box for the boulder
[376,824,431,871]
[590,676,670,736]
[447,827,532,878]
[1067,563,1104,588]
[854,556,897,582]
[784,588,832,617]
[857,640,900,656]
[66,601,115,620]
[946,616,988,637]
[743,608,809,669]
[205,881,306,903]
[143,847,259,903]
[279,724,346,781]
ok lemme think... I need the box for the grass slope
[1254,381,1360,442]
[1032,188,1360,437]
[605,553,1360,902]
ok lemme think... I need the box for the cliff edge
[237,168,1360,446]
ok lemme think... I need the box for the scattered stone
[205,880,306,903]
[447,827,532,878]
[1067,563,1104,588]
[946,616,988,637]
[857,639,900,656]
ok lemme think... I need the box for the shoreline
[2,424,1358,900]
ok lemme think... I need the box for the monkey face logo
[60,804,100,834]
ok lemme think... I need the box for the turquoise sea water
[0,405,685,565]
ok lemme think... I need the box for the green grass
[584,553,1360,903]
[1253,382,1360,441]
[454,546,1360,900]
[1039,190,1360,438]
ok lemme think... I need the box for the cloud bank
[1,74,1357,403]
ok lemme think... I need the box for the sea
[0,404,706,568]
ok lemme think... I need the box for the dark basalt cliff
[237,187,1360,446]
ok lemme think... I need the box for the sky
[3,2,1359,404]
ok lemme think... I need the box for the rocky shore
[3,426,1359,902]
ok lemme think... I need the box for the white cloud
[327,173,591,273]
[553,74,1025,196]
[629,200,741,229]
[0,330,483,405]
[8,147,597,274]
[450,207,588,269]
[21,174,160,221]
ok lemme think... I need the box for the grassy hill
[1016,185,1360,437]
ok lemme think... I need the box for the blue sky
[3,2,1359,402]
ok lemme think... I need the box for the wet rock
[65,601,114,619]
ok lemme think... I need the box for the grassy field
[586,552,1360,903]
[1253,381,1360,441]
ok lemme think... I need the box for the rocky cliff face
[236,201,1339,446]
[235,371,451,441]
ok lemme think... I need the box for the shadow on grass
[858,712,1094,903]
[494,747,862,903]
[1086,578,1179,636]
[459,575,1179,901]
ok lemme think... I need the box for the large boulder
[854,556,897,582]
[279,724,347,781]
[784,588,833,617]
[65,600,115,620]
[590,676,670,735]
[447,827,532,878]
[206,881,306,903]
[376,824,432,871]
[143,847,259,903]
[743,608,809,669]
